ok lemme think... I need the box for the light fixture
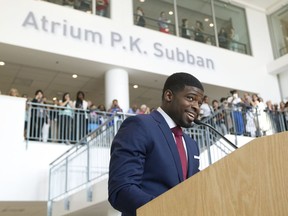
[72,74,78,78]
[133,84,139,89]
[204,18,209,22]
[168,11,173,15]
[53,97,57,101]
[139,0,145,2]
[209,23,214,27]
[0,61,5,66]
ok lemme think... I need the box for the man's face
[113,100,118,106]
[167,85,204,128]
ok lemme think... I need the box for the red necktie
[171,126,187,180]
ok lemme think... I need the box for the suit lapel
[151,111,184,182]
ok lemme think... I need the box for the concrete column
[105,69,129,113]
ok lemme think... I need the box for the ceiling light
[168,11,173,15]
[0,61,5,66]
[204,18,209,22]
[209,23,214,27]
[53,97,57,101]
[139,0,145,2]
[133,84,139,89]
[72,74,78,78]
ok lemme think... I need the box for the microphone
[193,119,238,149]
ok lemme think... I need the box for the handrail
[49,112,117,166]
[26,101,119,146]
[133,14,248,54]
[48,107,288,213]
[194,119,238,149]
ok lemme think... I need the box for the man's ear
[164,89,173,103]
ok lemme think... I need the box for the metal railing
[133,14,249,55]
[200,105,288,147]
[47,111,241,214]
[27,102,288,149]
[47,112,127,215]
[26,102,118,146]
[47,105,288,214]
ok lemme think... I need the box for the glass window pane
[133,0,176,35]
[74,0,92,13]
[214,0,251,55]
[176,0,215,46]
[96,0,110,17]
[44,0,110,17]
[268,5,288,58]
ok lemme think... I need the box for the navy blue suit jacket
[108,110,200,216]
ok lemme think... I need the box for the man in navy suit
[108,72,204,216]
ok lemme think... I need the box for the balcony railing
[25,102,133,147]
[47,105,287,215]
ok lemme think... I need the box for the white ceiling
[229,0,287,12]
[0,43,169,109]
[0,1,286,216]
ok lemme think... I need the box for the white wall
[0,95,70,201]
[0,0,283,101]
[267,53,288,101]
[245,8,274,63]
[279,71,288,101]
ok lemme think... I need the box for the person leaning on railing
[135,7,145,27]
[29,89,45,141]
[157,11,171,34]
[58,92,74,143]
[73,91,89,143]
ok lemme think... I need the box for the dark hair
[182,18,187,25]
[162,72,204,100]
[76,91,85,99]
[230,90,237,95]
[75,91,85,108]
[34,89,43,95]
[62,92,69,102]
[220,97,227,103]
[196,20,203,29]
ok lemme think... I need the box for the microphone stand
[193,119,238,149]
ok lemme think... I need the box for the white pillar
[105,69,129,113]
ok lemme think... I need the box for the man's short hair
[162,72,204,99]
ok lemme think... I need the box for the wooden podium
[137,132,288,216]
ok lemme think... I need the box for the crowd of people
[134,7,241,51]
[45,2,241,52]
[181,19,240,51]
[46,0,109,17]
[199,90,288,137]
[2,86,288,142]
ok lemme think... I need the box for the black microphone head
[193,119,203,125]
